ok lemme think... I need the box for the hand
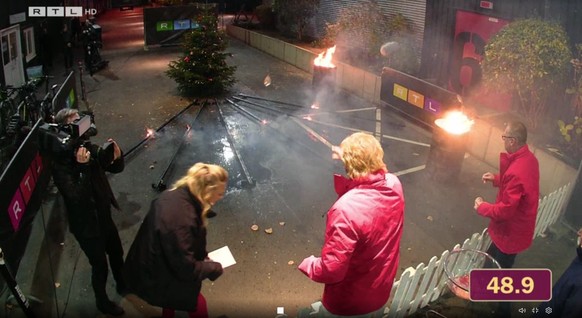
[75,146,90,163]
[482,172,495,183]
[207,262,223,281]
[331,146,343,160]
[108,139,121,161]
[474,197,484,210]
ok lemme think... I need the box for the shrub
[273,0,319,41]
[482,19,572,130]
[315,1,418,74]
[255,4,275,29]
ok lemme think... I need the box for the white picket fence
[534,183,572,238]
[384,183,573,318]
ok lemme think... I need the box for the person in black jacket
[61,22,74,74]
[51,108,126,316]
[533,228,582,318]
[124,162,227,318]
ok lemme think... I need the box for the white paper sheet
[208,246,236,268]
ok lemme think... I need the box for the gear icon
[545,307,552,314]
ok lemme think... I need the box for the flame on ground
[311,103,320,109]
[435,111,474,135]
[314,46,336,68]
[303,116,313,121]
[146,128,155,138]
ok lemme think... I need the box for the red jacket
[477,145,540,254]
[299,171,405,315]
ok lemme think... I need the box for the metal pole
[237,93,308,109]
[78,61,86,101]
[225,98,263,122]
[290,117,333,149]
[232,96,293,116]
[151,102,205,191]
[215,99,254,188]
[225,98,333,171]
[151,125,190,192]
[123,99,199,158]
[0,248,36,317]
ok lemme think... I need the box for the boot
[96,298,124,316]
[95,288,124,316]
[111,266,128,296]
[115,280,129,296]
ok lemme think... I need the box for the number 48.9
[486,276,534,294]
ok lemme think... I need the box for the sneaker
[97,300,124,316]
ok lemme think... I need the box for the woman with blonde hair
[299,132,405,316]
[124,163,228,318]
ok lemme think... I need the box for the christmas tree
[166,6,236,97]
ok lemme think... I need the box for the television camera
[38,112,114,164]
[82,20,109,75]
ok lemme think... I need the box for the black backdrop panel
[143,5,217,47]
[111,0,142,8]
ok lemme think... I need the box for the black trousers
[63,47,74,70]
[485,242,517,269]
[74,221,125,302]
[485,242,517,317]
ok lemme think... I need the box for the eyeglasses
[502,135,516,141]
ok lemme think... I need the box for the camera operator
[51,108,126,316]
[82,20,104,76]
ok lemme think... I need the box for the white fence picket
[409,256,438,312]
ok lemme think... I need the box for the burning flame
[435,111,474,135]
[311,103,320,110]
[314,46,336,68]
[146,128,155,138]
[303,115,313,121]
[261,119,268,125]
[264,74,271,87]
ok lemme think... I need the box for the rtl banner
[143,4,217,47]
[0,121,51,276]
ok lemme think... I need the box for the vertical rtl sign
[7,153,43,231]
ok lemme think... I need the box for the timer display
[469,269,552,301]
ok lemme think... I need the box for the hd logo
[28,6,97,17]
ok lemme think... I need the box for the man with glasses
[474,121,539,316]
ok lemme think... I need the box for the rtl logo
[28,6,97,17]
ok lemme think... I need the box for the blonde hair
[340,132,387,179]
[172,163,228,218]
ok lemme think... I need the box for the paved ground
[3,5,579,318]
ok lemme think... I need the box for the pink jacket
[477,145,540,254]
[299,171,405,315]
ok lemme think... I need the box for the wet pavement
[5,5,578,318]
